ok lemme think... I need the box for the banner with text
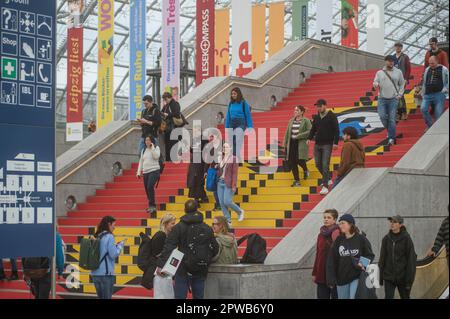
[252,4,266,68]
[162,0,180,100]
[129,0,146,120]
[214,9,230,76]
[196,0,215,86]
[97,0,114,129]
[269,2,285,57]
[366,0,385,55]
[231,0,253,77]
[316,0,333,42]
[292,0,309,41]
[341,0,358,49]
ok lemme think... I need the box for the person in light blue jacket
[225,87,254,160]
[91,216,125,299]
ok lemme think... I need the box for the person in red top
[424,37,449,69]
[312,209,341,299]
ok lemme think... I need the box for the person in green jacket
[283,105,312,187]
[211,216,238,265]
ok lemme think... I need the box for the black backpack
[237,233,267,264]
[137,232,153,272]
[185,223,214,273]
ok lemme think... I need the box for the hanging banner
[162,0,180,100]
[316,0,333,42]
[252,4,266,68]
[97,0,114,129]
[231,0,253,77]
[292,0,309,41]
[269,2,285,57]
[67,0,84,28]
[196,0,215,86]
[366,0,385,55]
[129,0,146,120]
[341,0,358,49]
[214,9,230,77]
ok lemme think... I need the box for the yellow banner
[269,2,285,57]
[97,0,114,129]
[252,4,266,68]
[214,9,230,77]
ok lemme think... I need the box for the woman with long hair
[211,216,238,265]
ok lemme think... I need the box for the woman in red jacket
[312,209,340,299]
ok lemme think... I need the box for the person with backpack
[137,95,161,155]
[211,216,238,265]
[187,126,209,207]
[0,258,19,281]
[326,214,375,299]
[217,143,245,228]
[225,87,254,159]
[391,43,412,121]
[91,216,126,299]
[137,136,161,214]
[379,215,417,299]
[283,105,312,187]
[156,200,219,299]
[161,92,186,162]
[312,209,341,299]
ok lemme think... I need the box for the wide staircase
[0,66,437,299]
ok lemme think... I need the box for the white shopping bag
[153,275,174,299]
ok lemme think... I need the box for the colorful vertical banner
[196,0,215,86]
[231,0,253,77]
[214,9,230,77]
[162,0,180,100]
[316,0,333,42]
[129,0,146,120]
[66,0,85,142]
[292,0,309,41]
[269,2,285,57]
[97,0,114,129]
[366,0,385,55]
[341,0,358,49]
[252,4,266,68]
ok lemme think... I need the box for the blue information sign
[0,0,56,259]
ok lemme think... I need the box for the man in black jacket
[307,99,340,195]
[379,215,417,299]
[137,95,161,155]
[156,200,219,299]
[161,92,182,162]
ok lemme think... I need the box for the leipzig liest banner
[341,0,358,49]
[231,0,253,77]
[97,0,114,129]
[292,0,309,41]
[162,0,180,100]
[196,0,215,86]
[66,0,84,142]
[316,0,333,42]
[252,4,266,68]
[214,9,230,77]
[129,0,146,120]
[269,2,285,57]
[366,0,385,55]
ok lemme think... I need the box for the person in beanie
[326,214,375,299]
[379,215,417,299]
[427,206,449,269]
[312,209,341,299]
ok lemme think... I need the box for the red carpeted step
[68,211,149,219]
[59,218,144,227]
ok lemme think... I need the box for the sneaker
[291,181,301,187]
[227,222,233,229]
[388,139,395,146]
[8,271,19,281]
[238,209,245,222]
[304,171,310,180]
[401,113,408,121]
[147,206,157,214]
[328,180,333,186]
[320,186,329,195]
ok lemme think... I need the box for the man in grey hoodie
[373,56,406,146]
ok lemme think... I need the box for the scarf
[320,224,339,238]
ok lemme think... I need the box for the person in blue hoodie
[225,87,254,160]
[91,216,125,299]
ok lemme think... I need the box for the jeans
[377,98,398,141]
[288,139,308,181]
[227,118,246,160]
[143,171,160,208]
[384,280,411,299]
[213,190,220,208]
[313,144,333,186]
[337,279,359,299]
[0,258,17,272]
[174,273,206,299]
[317,283,338,299]
[92,275,115,299]
[30,272,52,299]
[421,92,446,128]
[217,178,242,224]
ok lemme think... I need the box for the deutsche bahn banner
[231,0,253,77]
[97,0,114,129]
[292,0,309,41]
[162,0,180,100]
[196,0,215,86]
[341,0,358,49]
[316,0,333,42]
[66,0,84,142]
[129,0,146,120]
[366,0,385,55]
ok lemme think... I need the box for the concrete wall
[204,111,449,299]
